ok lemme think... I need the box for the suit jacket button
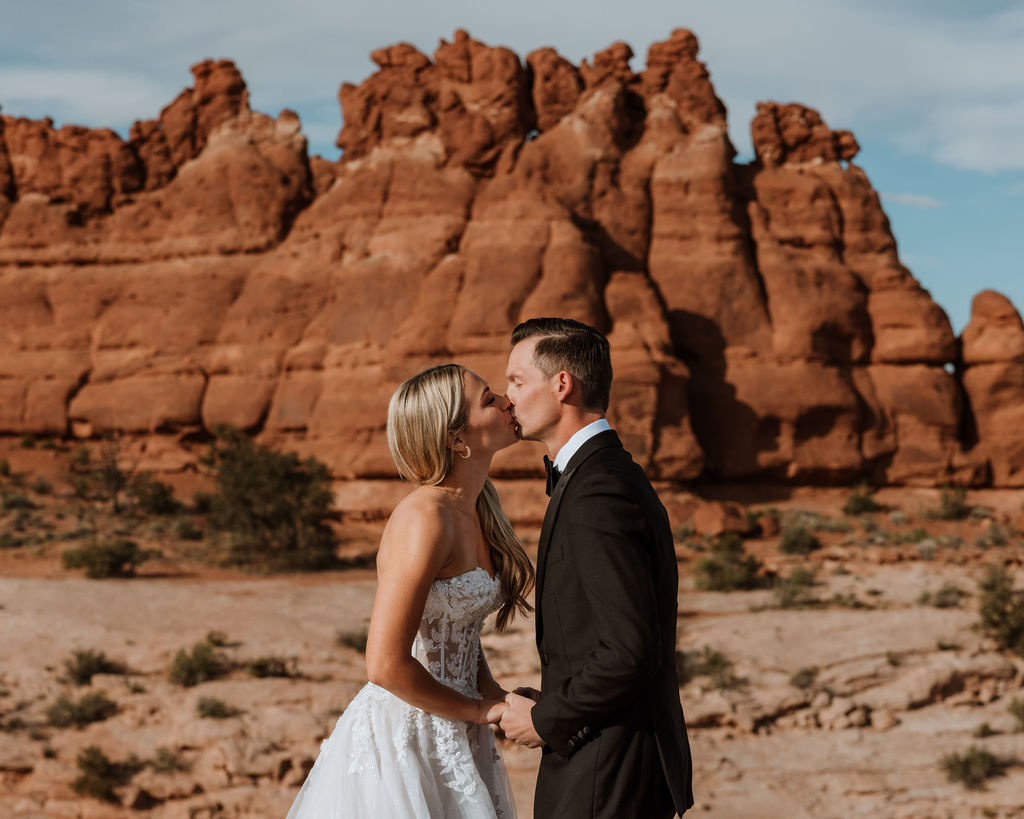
[540,650,549,665]
[582,726,591,735]
[568,738,577,749]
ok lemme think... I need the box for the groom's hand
[500,692,544,748]
[512,686,541,703]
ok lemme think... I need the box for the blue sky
[1,0,1021,332]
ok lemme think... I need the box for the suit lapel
[534,430,623,619]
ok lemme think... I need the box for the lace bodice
[300,566,514,817]
[413,567,503,698]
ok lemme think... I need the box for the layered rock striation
[1,30,1019,485]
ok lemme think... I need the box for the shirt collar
[553,418,612,473]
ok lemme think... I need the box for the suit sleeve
[530,467,662,757]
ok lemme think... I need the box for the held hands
[476,699,508,725]
[499,691,544,748]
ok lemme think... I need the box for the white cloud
[881,193,943,209]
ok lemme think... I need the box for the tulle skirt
[286,683,516,818]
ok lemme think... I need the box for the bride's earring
[459,445,472,460]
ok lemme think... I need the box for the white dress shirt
[552,418,612,473]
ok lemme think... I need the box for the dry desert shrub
[843,483,881,516]
[1008,698,1024,732]
[47,691,117,728]
[336,628,369,653]
[976,565,1024,657]
[127,474,182,516]
[169,640,227,687]
[72,746,118,801]
[940,746,1007,790]
[937,486,971,521]
[694,534,764,592]
[197,696,239,719]
[676,646,742,690]
[63,649,124,685]
[203,425,338,571]
[62,539,148,578]
[778,525,821,555]
[150,747,189,773]
[773,565,818,608]
[247,656,296,678]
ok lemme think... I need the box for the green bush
[1,491,37,511]
[976,565,1024,656]
[938,486,970,521]
[790,667,818,689]
[128,474,182,516]
[1008,697,1024,732]
[336,628,369,653]
[47,692,117,728]
[172,515,203,540]
[150,746,188,774]
[940,746,1006,790]
[676,646,742,689]
[779,525,820,555]
[694,533,763,591]
[72,746,118,801]
[169,641,226,687]
[63,650,124,685]
[843,484,881,516]
[20,434,36,449]
[247,656,295,678]
[921,583,968,609]
[205,630,230,647]
[197,696,238,719]
[976,523,1009,549]
[30,476,52,495]
[774,565,818,608]
[204,426,338,570]
[62,539,148,578]
[0,458,9,477]
[70,440,133,511]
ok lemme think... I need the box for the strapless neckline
[434,566,497,585]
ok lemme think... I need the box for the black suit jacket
[530,430,693,819]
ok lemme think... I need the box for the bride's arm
[364,499,506,725]
[476,643,507,702]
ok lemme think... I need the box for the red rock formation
[0,31,1009,487]
[960,291,1024,485]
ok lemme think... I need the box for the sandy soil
[2,442,1024,817]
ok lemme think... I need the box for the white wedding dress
[286,567,516,818]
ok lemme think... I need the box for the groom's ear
[553,371,573,403]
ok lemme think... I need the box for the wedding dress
[286,567,516,818]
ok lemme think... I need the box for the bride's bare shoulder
[378,488,453,565]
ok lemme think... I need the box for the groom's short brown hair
[511,318,613,412]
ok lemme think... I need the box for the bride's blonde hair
[387,364,534,631]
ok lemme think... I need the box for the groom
[500,317,693,818]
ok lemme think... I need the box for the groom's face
[505,338,561,442]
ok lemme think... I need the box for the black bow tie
[544,456,561,497]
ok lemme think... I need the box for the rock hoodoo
[0,30,1018,485]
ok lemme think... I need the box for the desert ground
[2,441,1024,819]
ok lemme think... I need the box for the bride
[286,363,535,818]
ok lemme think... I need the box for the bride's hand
[476,699,508,725]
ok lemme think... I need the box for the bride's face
[461,370,518,455]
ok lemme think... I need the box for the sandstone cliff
[2,30,1021,486]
